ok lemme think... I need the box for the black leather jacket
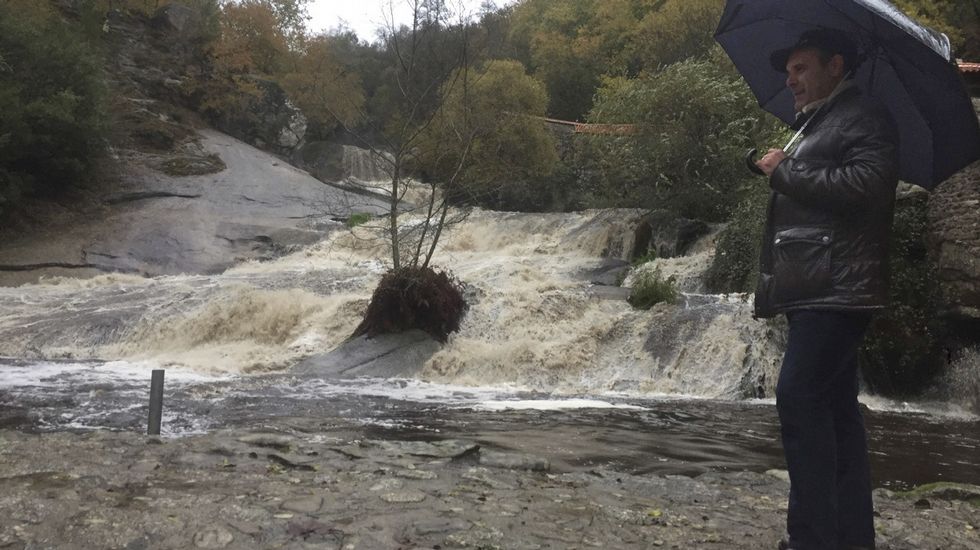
[754,86,899,318]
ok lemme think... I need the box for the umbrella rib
[715,15,826,38]
[819,0,878,53]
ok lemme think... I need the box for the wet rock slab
[0,428,976,550]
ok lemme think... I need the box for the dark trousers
[776,310,875,550]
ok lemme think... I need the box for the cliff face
[928,159,980,322]
[0,6,384,286]
[926,98,980,343]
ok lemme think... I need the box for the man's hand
[756,149,787,177]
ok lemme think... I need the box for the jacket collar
[791,80,858,130]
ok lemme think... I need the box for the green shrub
[0,3,106,218]
[860,190,947,396]
[158,153,226,176]
[585,47,786,221]
[703,179,769,293]
[632,250,659,267]
[418,60,558,212]
[345,212,372,228]
[628,267,678,310]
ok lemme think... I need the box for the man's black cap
[770,28,859,73]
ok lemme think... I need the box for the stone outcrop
[0,6,388,285]
[631,210,711,260]
[0,130,388,285]
[293,330,441,379]
[151,3,200,34]
[927,159,980,321]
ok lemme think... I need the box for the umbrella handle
[745,148,766,176]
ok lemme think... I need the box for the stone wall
[927,159,980,320]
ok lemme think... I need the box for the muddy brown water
[1,362,976,493]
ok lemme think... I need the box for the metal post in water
[147,369,164,435]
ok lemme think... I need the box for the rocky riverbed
[1,423,977,550]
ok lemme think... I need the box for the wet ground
[1,360,977,493]
[2,419,978,549]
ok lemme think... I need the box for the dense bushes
[860,190,948,396]
[418,60,558,212]
[0,3,107,218]
[508,0,726,121]
[703,180,769,293]
[584,50,785,222]
[707,185,954,396]
[628,266,678,309]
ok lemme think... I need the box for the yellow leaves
[511,0,726,120]
[633,0,725,69]
[279,36,365,132]
[2,0,56,22]
[217,1,289,76]
[416,59,557,197]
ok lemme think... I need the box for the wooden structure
[960,60,980,96]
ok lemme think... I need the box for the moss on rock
[157,153,226,176]
[896,482,980,507]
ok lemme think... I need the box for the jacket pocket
[771,227,832,304]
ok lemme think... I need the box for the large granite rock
[631,210,710,260]
[927,159,980,320]
[0,129,388,285]
[293,330,440,379]
[152,3,200,34]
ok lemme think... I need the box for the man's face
[785,48,845,112]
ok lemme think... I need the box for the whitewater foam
[109,286,369,374]
[0,207,783,397]
[473,398,647,411]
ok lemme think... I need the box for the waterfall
[418,209,783,399]
[342,145,393,184]
[0,208,784,399]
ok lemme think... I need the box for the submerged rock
[280,496,323,514]
[899,482,980,504]
[192,526,234,548]
[380,491,427,504]
[479,450,550,472]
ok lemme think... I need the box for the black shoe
[777,540,794,550]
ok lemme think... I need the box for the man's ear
[828,54,845,77]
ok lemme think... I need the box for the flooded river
[1,360,976,492]
[1,202,977,495]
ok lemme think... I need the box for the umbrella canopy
[715,0,980,189]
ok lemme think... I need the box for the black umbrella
[715,0,980,190]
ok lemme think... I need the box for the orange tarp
[537,116,638,135]
[959,61,980,73]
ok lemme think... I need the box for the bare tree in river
[312,0,482,270]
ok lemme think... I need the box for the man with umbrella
[754,28,896,550]
[716,2,980,549]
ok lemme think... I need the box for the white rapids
[0,205,784,400]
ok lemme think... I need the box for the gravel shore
[0,424,977,550]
